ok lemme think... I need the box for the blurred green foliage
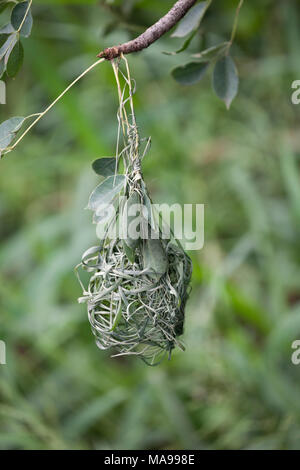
[1,0,300,450]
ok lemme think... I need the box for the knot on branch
[98,46,122,60]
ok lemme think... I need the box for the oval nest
[77,238,192,365]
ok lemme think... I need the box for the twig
[97,0,197,60]
[226,0,244,52]
[4,58,105,155]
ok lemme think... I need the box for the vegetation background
[1,0,300,450]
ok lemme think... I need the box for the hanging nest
[77,233,192,365]
[76,56,192,365]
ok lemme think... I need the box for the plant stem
[226,0,244,53]
[4,58,105,155]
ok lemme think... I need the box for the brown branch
[97,0,197,60]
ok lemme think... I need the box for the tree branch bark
[97,0,197,60]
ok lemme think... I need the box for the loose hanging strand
[111,55,142,187]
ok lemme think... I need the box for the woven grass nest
[76,57,193,365]
[78,230,192,365]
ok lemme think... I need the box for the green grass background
[1,0,300,449]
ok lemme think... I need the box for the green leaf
[143,193,156,231]
[171,2,208,38]
[212,55,239,109]
[11,1,33,37]
[0,116,25,155]
[0,2,14,15]
[171,61,209,85]
[192,42,229,60]
[6,40,23,77]
[92,157,116,177]
[0,24,15,34]
[0,34,9,48]
[0,34,17,60]
[142,238,168,280]
[122,240,136,264]
[123,191,142,254]
[163,30,197,56]
[141,180,156,229]
[88,175,126,212]
[92,198,118,225]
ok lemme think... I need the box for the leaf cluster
[0,1,33,79]
[166,1,242,109]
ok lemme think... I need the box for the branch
[97,0,197,60]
